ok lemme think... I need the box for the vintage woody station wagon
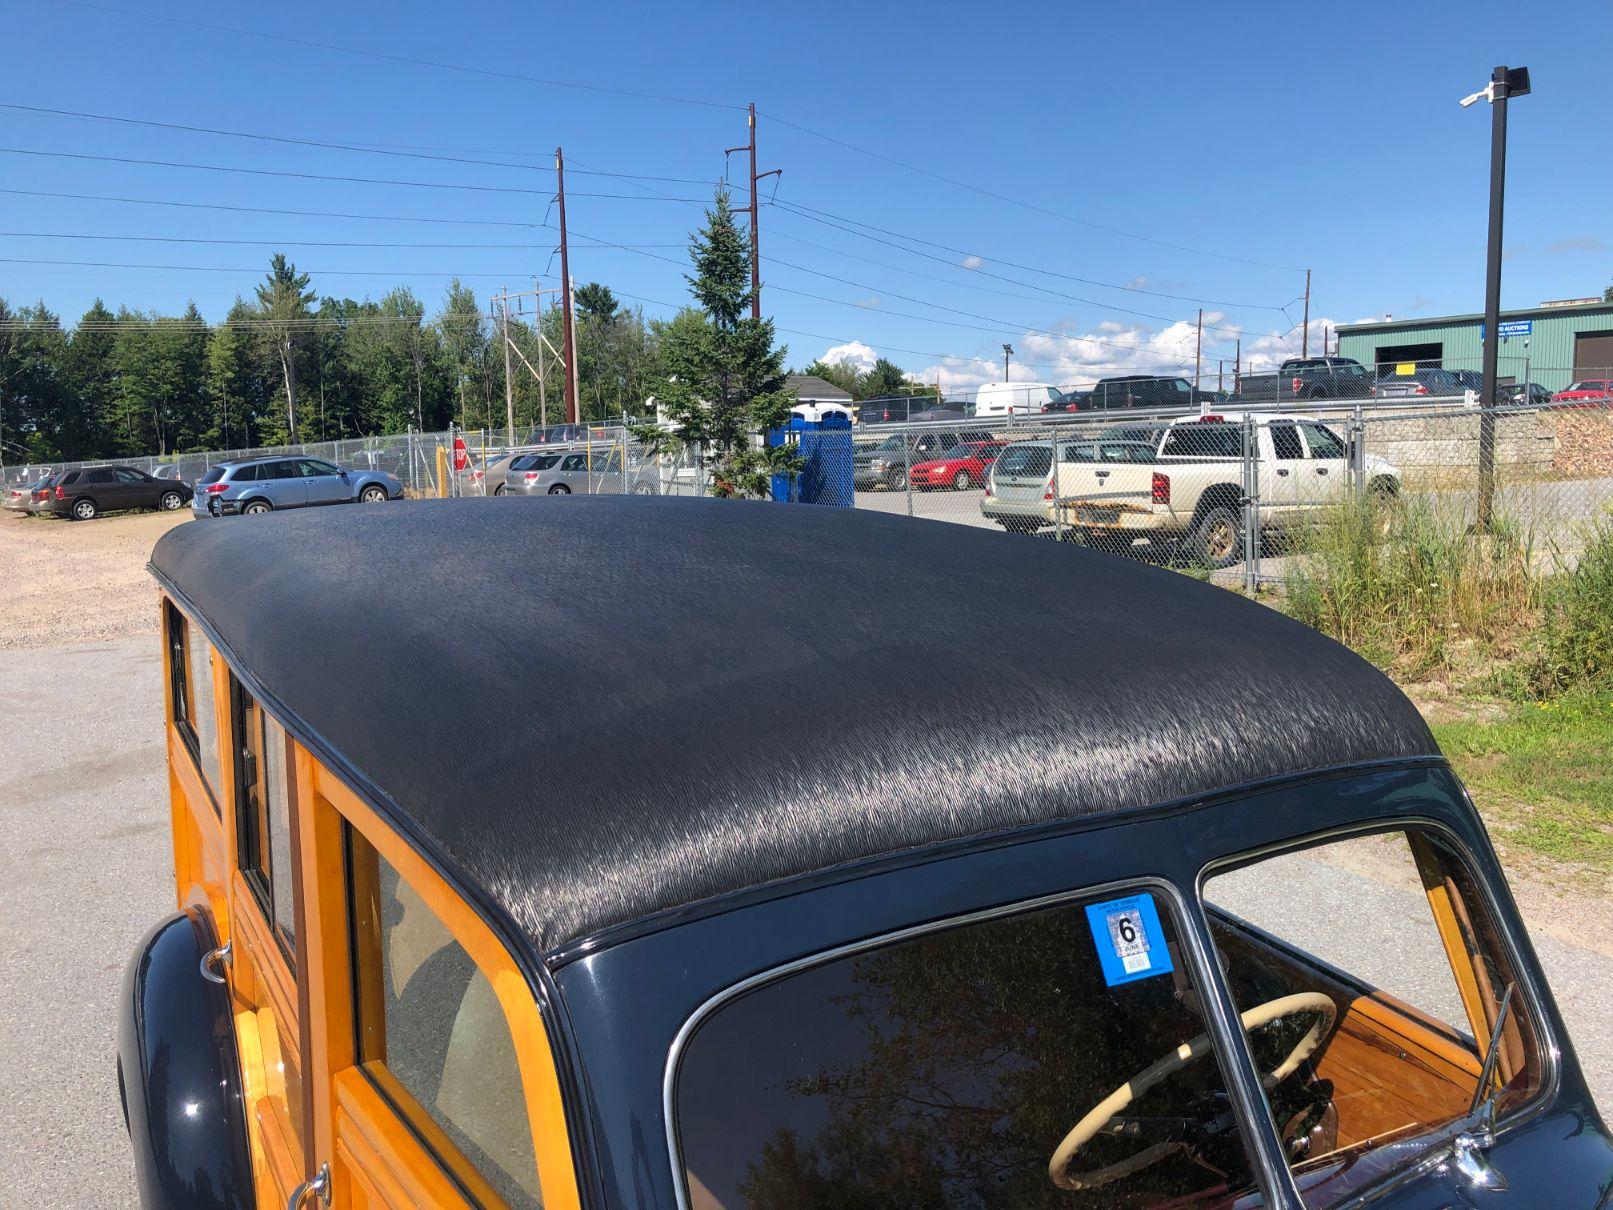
[121,498,1610,1209]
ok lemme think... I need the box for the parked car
[1500,381,1556,407]
[981,439,1054,532]
[1047,412,1401,565]
[1451,369,1486,394]
[523,422,617,446]
[855,395,936,425]
[193,456,401,517]
[854,428,994,490]
[1373,367,1464,399]
[469,453,524,495]
[501,449,657,495]
[3,473,51,515]
[1085,375,1210,411]
[49,464,193,520]
[904,402,975,423]
[1553,379,1613,406]
[1233,357,1375,403]
[973,381,1061,418]
[27,473,61,514]
[908,440,1007,491]
[131,498,1612,1210]
[1042,389,1089,414]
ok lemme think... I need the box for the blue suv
[194,456,402,517]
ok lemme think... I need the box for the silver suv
[194,456,402,517]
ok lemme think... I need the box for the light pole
[1002,343,1013,380]
[1462,65,1530,533]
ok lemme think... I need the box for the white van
[973,382,1060,417]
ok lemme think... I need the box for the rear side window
[234,682,298,960]
[86,468,115,484]
[1161,423,1245,459]
[1271,423,1305,460]
[676,887,1258,1206]
[167,601,222,808]
[347,828,542,1209]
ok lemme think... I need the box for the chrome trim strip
[660,874,1278,1210]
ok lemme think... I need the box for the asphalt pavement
[0,635,1605,1206]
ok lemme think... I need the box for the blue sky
[3,0,1610,389]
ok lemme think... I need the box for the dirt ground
[0,510,188,650]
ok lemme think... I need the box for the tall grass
[1281,494,1543,675]
[1521,521,1613,697]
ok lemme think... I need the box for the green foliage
[0,259,669,463]
[1519,521,1613,697]
[798,355,933,405]
[1280,494,1542,675]
[1433,695,1613,872]
[801,358,864,400]
[860,357,912,399]
[649,189,799,498]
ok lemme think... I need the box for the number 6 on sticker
[1086,893,1174,987]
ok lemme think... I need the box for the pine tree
[643,188,797,497]
[255,254,315,441]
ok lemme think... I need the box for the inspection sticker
[1085,893,1173,987]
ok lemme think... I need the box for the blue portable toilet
[769,413,854,506]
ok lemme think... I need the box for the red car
[1553,380,1613,407]
[910,440,1007,491]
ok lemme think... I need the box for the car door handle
[200,939,233,984]
[1276,468,1290,476]
[1317,467,1329,475]
[288,1163,331,1209]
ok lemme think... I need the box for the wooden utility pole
[556,146,578,424]
[727,103,780,320]
[499,289,515,445]
[1194,309,1203,391]
[1301,267,1312,358]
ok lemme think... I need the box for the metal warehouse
[1336,298,1613,392]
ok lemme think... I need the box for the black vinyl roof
[150,498,1439,954]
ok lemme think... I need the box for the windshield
[198,466,225,485]
[995,445,1051,477]
[874,436,906,453]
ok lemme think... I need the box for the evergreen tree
[861,357,917,399]
[63,299,119,457]
[255,254,316,440]
[641,189,797,497]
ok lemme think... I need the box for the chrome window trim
[1192,814,1563,1206]
[660,873,1291,1210]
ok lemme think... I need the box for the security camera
[1459,86,1491,108]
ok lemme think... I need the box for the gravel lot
[0,505,1604,1205]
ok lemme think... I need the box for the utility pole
[1194,309,1204,392]
[535,290,548,429]
[499,289,515,446]
[1301,268,1312,358]
[556,146,578,424]
[727,103,780,321]
[1235,337,1242,390]
[1002,343,1013,380]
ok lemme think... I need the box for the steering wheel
[1048,991,1336,1191]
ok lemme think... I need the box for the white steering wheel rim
[1047,991,1337,1191]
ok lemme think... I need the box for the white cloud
[818,340,877,372]
[853,295,881,309]
[1546,235,1607,254]
[961,255,983,270]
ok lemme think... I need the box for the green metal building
[1336,298,1613,391]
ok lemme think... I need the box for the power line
[0,229,687,250]
[0,102,719,184]
[52,1,744,112]
[768,198,1290,310]
[0,256,537,279]
[757,110,1303,273]
[0,147,719,200]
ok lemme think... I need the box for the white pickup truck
[1046,412,1402,566]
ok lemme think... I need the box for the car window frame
[165,599,223,814]
[1192,814,1559,1203]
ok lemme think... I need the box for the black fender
[118,908,255,1209]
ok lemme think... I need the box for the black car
[1373,367,1464,399]
[856,395,940,424]
[1501,381,1556,407]
[50,464,193,520]
[1085,375,1210,411]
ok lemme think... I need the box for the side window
[300,459,340,477]
[1270,422,1306,460]
[167,602,222,807]
[234,681,298,958]
[347,828,543,1209]
[87,468,115,484]
[561,454,588,471]
[1203,828,1543,1208]
[116,467,146,483]
[234,464,259,483]
[1299,422,1346,460]
[269,460,300,480]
